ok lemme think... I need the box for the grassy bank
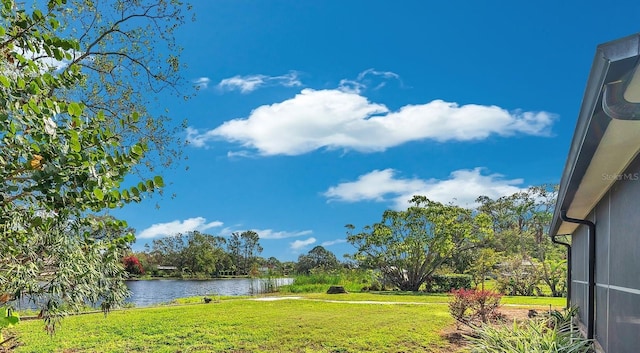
[9,292,564,353]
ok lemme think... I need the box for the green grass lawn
[9,292,565,353]
[11,298,453,353]
[297,292,565,307]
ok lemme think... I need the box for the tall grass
[280,270,372,293]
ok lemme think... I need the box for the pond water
[125,277,294,307]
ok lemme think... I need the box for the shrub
[495,256,541,296]
[122,255,145,276]
[360,281,384,292]
[545,306,578,329]
[449,289,502,328]
[467,317,592,353]
[426,274,472,293]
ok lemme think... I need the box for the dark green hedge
[424,274,472,293]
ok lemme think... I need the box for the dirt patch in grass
[440,329,468,352]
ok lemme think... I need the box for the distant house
[550,33,640,353]
[156,265,178,271]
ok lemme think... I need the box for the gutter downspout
[549,231,571,309]
[560,210,596,341]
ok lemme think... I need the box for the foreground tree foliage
[0,0,188,334]
[347,196,493,291]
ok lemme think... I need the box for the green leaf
[69,130,81,152]
[48,18,59,29]
[131,144,143,156]
[0,75,9,87]
[123,233,136,243]
[93,189,104,201]
[28,99,41,113]
[32,217,43,227]
[153,176,164,187]
[53,48,63,60]
[67,102,83,117]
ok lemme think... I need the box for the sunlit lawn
[12,297,453,353]
[297,292,565,307]
[11,292,564,353]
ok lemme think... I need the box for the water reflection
[125,278,293,307]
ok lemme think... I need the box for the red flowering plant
[122,255,145,276]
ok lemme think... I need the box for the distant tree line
[123,231,347,279]
[128,230,279,278]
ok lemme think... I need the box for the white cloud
[357,68,400,81]
[185,127,209,148]
[324,168,525,209]
[321,239,347,247]
[193,77,211,89]
[338,79,366,94]
[187,88,555,155]
[217,71,301,93]
[255,229,313,240]
[290,237,317,251]
[338,68,400,94]
[218,75,265,93]
[324,169,426,203]
[137,217,223,239]
[226,151,253,158]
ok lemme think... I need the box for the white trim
[596,283,640,295]
[573,280,589,285]
[608,284,640,295]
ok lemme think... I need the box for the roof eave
[550,33,640,236]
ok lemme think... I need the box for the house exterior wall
[571,154,640,352]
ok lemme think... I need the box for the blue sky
[113,0,640,261]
